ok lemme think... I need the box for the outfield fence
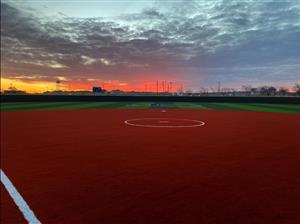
[1,95,300,104]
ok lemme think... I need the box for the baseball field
[1,102,300,223]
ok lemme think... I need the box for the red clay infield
[1,109,300,224]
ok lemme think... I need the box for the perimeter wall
[1,95,300,104]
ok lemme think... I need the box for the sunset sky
[1,0,300,93]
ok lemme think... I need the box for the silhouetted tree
[250,87,259,95]
[242,85,252,92]
[294,83,300,95]
[241,85,252,96]
[259,86,276,96]
[278,87,288,96]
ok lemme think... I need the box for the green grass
[1,102,300,114]
[201,103,300,114]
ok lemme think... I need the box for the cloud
[1,0,300,88]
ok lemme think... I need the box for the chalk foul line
[1,169,41,224]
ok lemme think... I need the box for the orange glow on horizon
[1,78,63,93]
[1,78,181,93]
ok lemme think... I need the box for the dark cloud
[1,0,300,87]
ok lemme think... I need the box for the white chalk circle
[124,118,205,128]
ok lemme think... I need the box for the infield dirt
[1,109,300,223]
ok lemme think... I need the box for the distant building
[44,90,93,95]
[3,84,26,95]
[110,89,124,95]
[92,86,103,93]
[3,89,26,95]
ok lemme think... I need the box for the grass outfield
[1,102,300,114]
